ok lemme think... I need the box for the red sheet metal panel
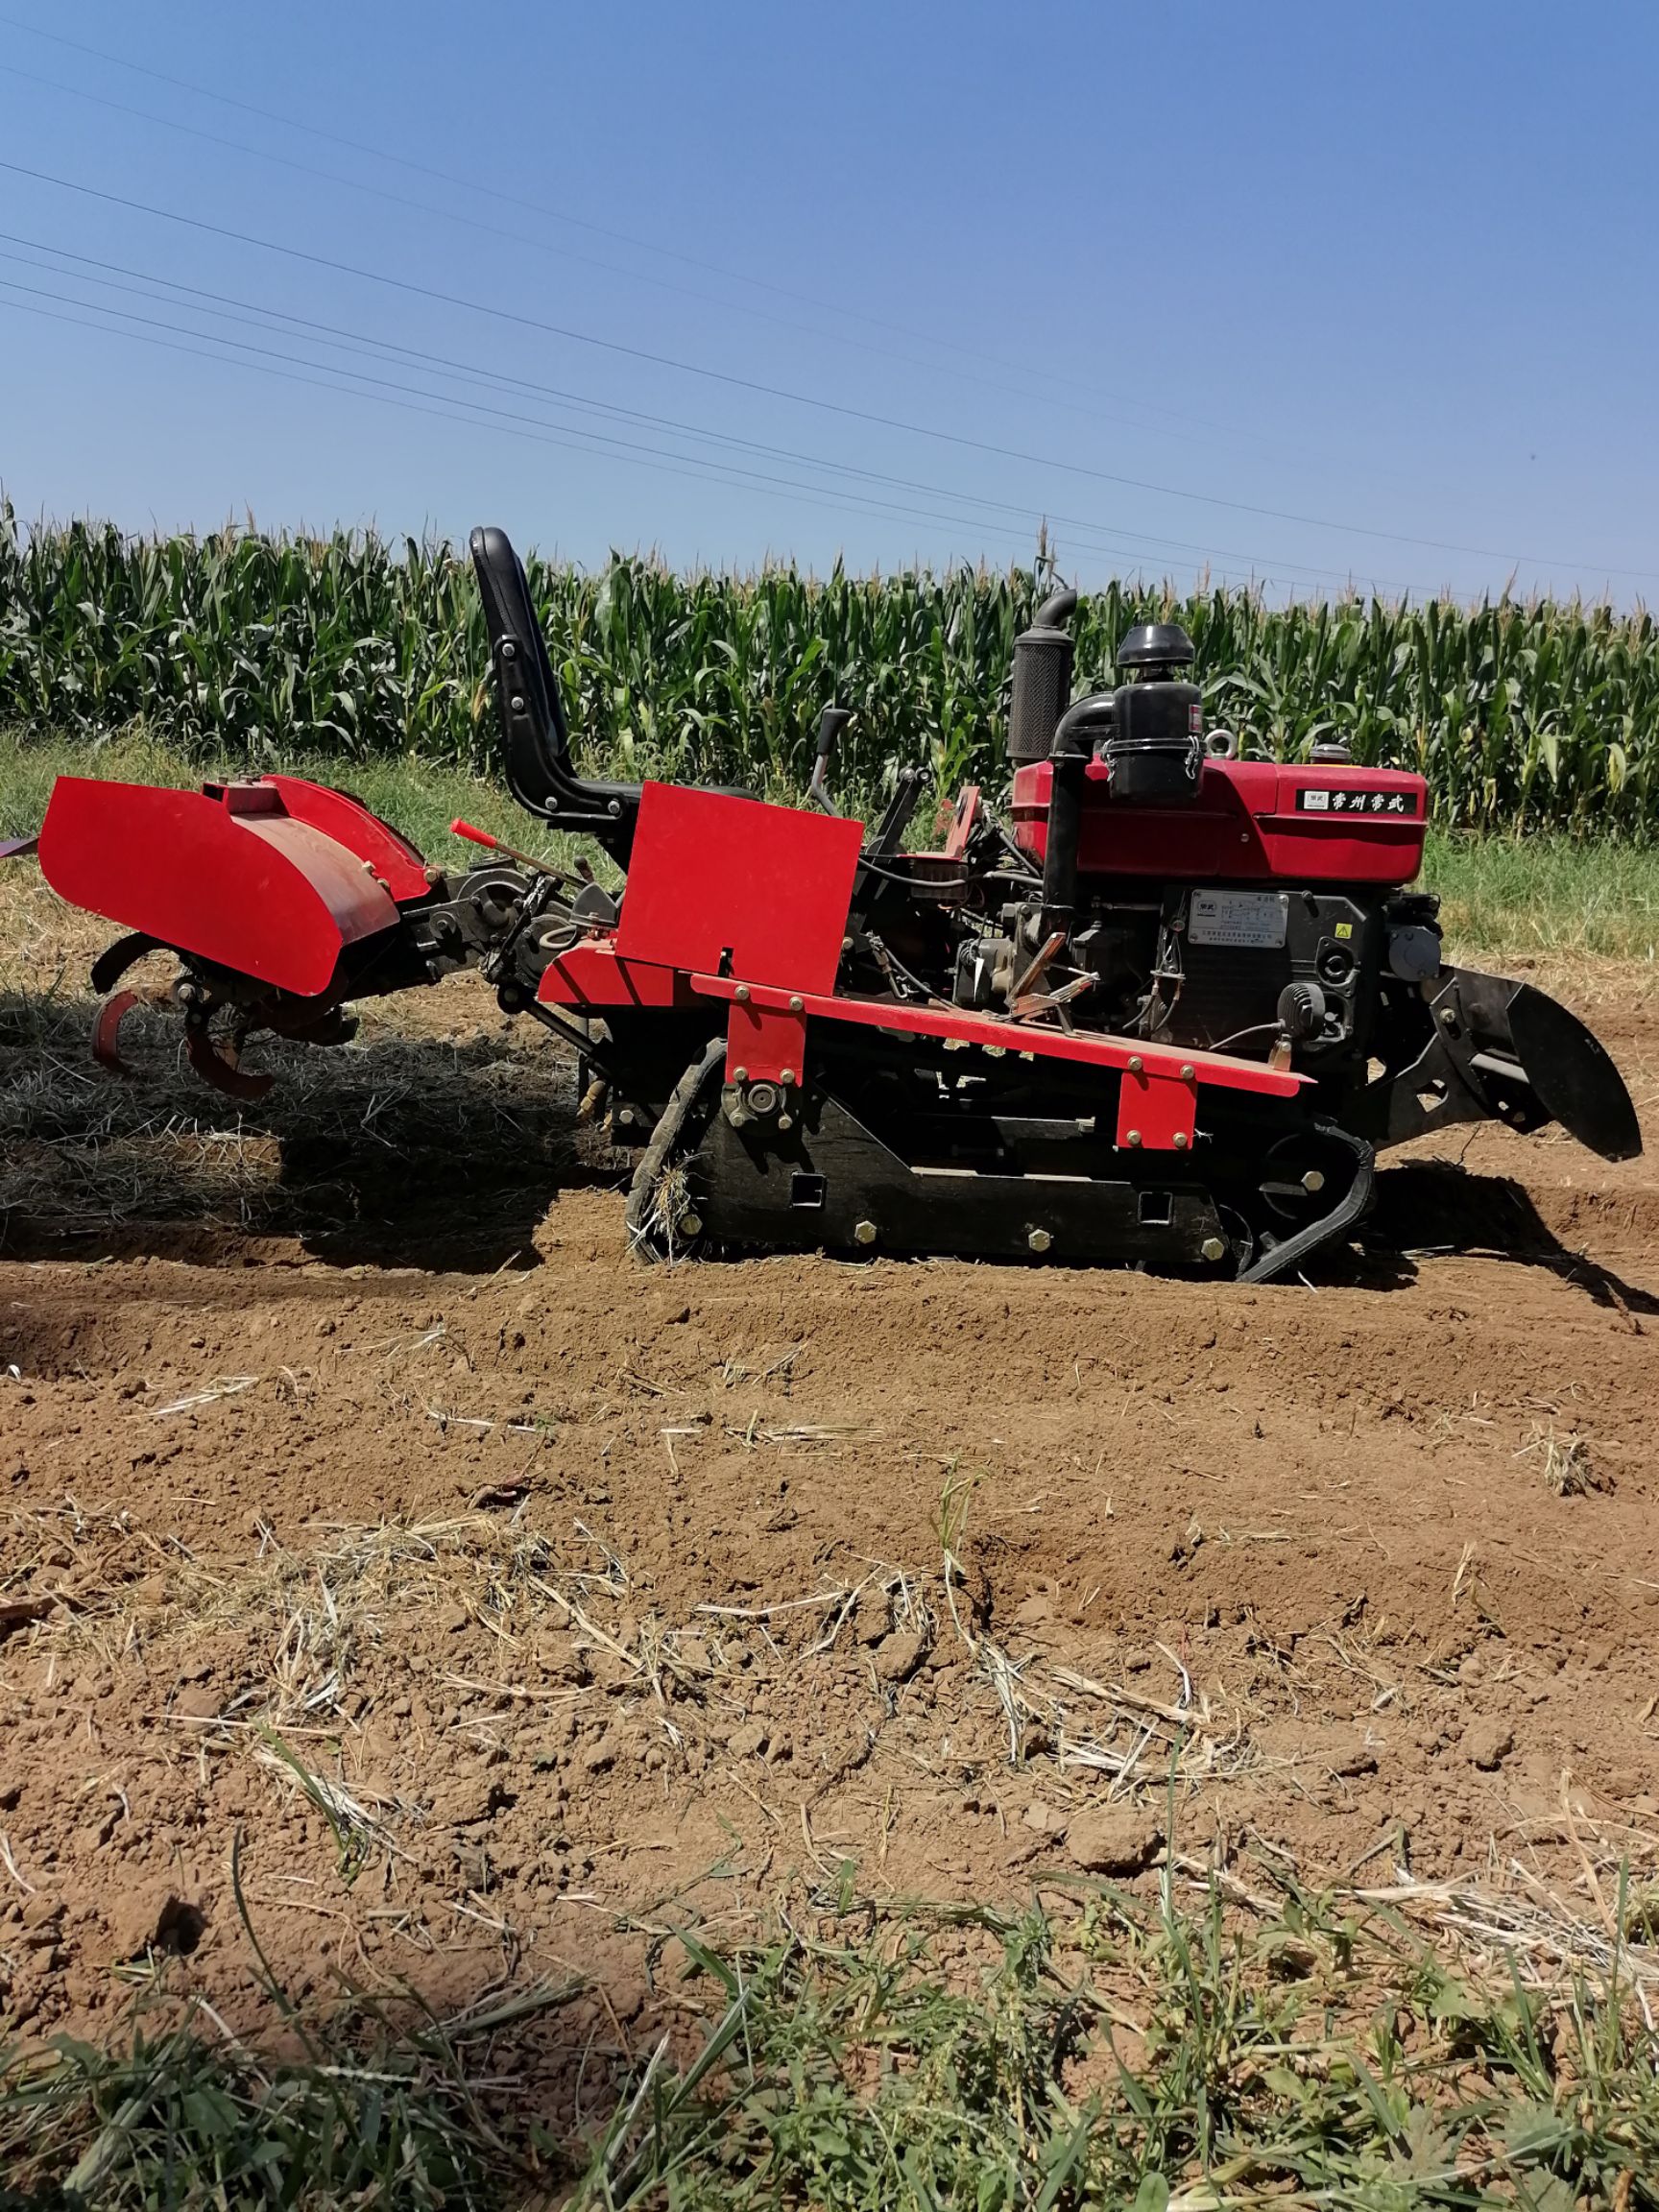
[689,975,1301,1097]
[259,776,432,902]
[1010,757,1428,887]
[1114,1066,1198,1152]
[725,1000,807,1084]
[37,777,399,998]
[614,782,864,997]
[537,942,691,1009]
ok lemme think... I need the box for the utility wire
[0,233,1413,592]
[5,156,1645,584]
[0,10,1287,451]
[5,279,1373,594]
[0,55,1258,460]
[8,287,1316,583]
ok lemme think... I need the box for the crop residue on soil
[3,883,1659,2068]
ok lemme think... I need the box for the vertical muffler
[1008,589,1079,763]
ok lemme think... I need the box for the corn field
[3,502,1656,833]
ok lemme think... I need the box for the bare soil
[4,871,1659,2113]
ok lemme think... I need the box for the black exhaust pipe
[1008,588,1079,764]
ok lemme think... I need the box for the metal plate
[614,782,865,998]
[1188,890,1288,950]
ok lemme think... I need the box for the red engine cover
[1011,757,1429,885]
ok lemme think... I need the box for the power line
[1,283,1368,598]
[0,232,1413,592]
[0,55,1246,461]
[0,279,1332,590]
[0,9,1277,449]
[0,288,1180,575]
[5,156,1645,583]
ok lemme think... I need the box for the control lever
[807,706,853,812]
[869,763,924,858]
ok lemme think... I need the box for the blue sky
[1,1,1654,600]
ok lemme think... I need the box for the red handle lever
[449,817,568,882]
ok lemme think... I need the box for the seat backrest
[468,524,640,858]
[469,524,570,780]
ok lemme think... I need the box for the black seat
[469,525,642,863]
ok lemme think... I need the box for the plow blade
[1477,972,1641,1162]
[36,777,416,998]
[1451,973,1646,1167]
[1358,966,1642,1161]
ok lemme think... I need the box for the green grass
[1425,830,1659,961]
[7,726,1659,963]
[0,728,580,878]
[6,1866,1658,2211]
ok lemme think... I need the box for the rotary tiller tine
[184,1026,276,1102]
[88,929,165,996]
[91,989,143,1077]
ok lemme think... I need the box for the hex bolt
[780,1067,796,1085]
[777,1113,793,1130]
[1302,1167,1326,1193]
[679,1212,703,1238]
[854,1219,878,1245]
[1125,1129,1142,1147]
[734,983,751,1002]
[1200,1236,1227,1262]
[1127,1054,1144,1074]
[1027,1227,1052,1254]
[788,994,804,1012]
[1180,1063,1195,1081]
[733,1065,748,1082]
[499,640,517,661]
[1172,1131,1190,1150]
[617,1106,635,1125]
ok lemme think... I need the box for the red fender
[37,778,410,999]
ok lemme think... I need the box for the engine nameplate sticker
[1188,890,1289,950]
[1296,785,1418,814]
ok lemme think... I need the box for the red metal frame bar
[689,974,1300,1098]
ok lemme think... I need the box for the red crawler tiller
[29,528,1641,1280]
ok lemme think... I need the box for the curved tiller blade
[89,935,174,1076]
[91,989,143,1076]
[1504,982,1643,1163]
[184,1025,275,1103]
[1443,967,1642,1163]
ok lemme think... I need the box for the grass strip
[5,726,1659,963]
[5,1866,1658,2209]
